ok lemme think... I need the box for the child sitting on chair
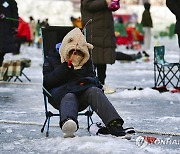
[43,28,134,138]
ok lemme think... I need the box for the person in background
[81,0,120,94]
[28,16,36,46]
[0,0,18,66]
[70,16,82,28]
[14,17,31,54]
[35,19,41,48]
[141,2,153,54]
[166,0,180,48]
[44,18,49,27]
[41,18,49,28]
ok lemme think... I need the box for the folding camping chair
[0,58,31,82]
[154,46,180,89]
[41,26,94,137]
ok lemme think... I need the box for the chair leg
[14,76,23,82]
[21,72,31,82]
[46,116,51,137]
[87,115,90,131]
[89,115,93,124]
[87,112,94,131]
[154,63,157,87]
[176,66,180,87]
[7,77,12,82]
[41,116,48,133]
[156,65,165,87]
[164,66,179,87]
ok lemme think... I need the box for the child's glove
[106,0,120,12]
[56,43,62,52]
[62,62,74,72]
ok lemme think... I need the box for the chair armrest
[42,86,52,98]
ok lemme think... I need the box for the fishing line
[1,119,180,136]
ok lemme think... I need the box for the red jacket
[16,17,31,41]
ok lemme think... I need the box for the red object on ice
[171,87,180,93]
[152,86,169,93]
[143,136,157,144]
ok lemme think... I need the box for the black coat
[81,0,116,64]
[43,52,102,108]
[0,0,18,53]
[141,10,153,28]
[166,0,180,34]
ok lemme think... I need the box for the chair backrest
[154,46,165,64]
[41,26,74,58]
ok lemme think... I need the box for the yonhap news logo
[136,136,180,148]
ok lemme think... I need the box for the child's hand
[62,62,74,71]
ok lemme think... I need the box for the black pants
[94,64,106,85]
[14,36,26,54]
[0,52,5,66]
[59,87,124,128]
[116,52,135,61]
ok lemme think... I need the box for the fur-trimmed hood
[59,28,93,69]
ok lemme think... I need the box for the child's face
[69,50,84,58]
[69,50,84,67]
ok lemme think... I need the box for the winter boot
[107,120,126,137]
[142,51,150,57]
[132,52,142,60]
[103,85,116,94]
[61,119,77,138]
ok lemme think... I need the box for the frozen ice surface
[0,36,180,154]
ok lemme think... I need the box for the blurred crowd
[0,0,50,66]
[0,0,178,68]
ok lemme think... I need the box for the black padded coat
[43,52,101,108]
[0,0,18,53]
[166,0,180,34]
[81,0,116,64]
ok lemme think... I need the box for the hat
[59,28,93,70]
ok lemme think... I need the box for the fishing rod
[0,14,19,22]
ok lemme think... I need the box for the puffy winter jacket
[16,17,31,41]
[166,0,180,34]
[81,0,116,64]
[43,52,101,105]
[141,10,153,28]
[0,0,18,53]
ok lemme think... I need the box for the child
[43,28,134,138]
